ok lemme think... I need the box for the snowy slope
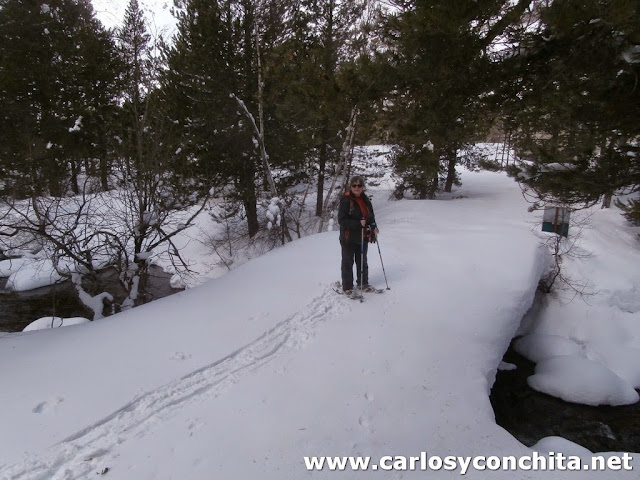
[0,168,638,479]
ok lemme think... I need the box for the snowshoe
[361,284,385,294]
[332,282,364,301]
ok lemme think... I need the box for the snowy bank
[515,204,640,408]
[0,168,637,479]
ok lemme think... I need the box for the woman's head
[349,175,365,195]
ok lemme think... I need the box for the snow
[71,273,114,320]
[514,199,640,408]
[532,436,594,459]
[0,162,638,478]
[4,259,63,291]
[23,316,91,332]
[68,116,83,132]
[514,333,584,363]
[540,162,574,172]
[498,361,517,371]
[169,273,187,289]
[528,356,639,406]
[587,342,640,389]
[0,257,28,277]
[266,197,281,230]
[622,45,640,64]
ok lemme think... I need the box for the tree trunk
[47,162,66,197]
[429,171,439,199]
[244,195,259,238]
[70,160,80,195]
[253,28,278,198]
[318,106,359,233]
[444,148,457,193]
[135,259,150,306]
[239,160,259,238]
[316,2,335,218]
[315,129,328,217]
[100,157,109,191]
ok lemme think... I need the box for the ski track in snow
[1,285,350,480]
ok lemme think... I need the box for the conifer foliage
[1,0,639,318]
[0,0,119,197]
[381,0,532,199]
[160,0,274,238]
[502,0,640,211]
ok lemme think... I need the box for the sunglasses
[351,183,363,188]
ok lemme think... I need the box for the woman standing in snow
[338,175,379,295]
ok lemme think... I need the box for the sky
[91,0,177,36]
[0,146,639,478]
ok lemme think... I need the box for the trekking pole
[376,236,390,290]
[359,222,365,301]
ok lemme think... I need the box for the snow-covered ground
[0,159,639,479]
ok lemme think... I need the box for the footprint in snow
[32,397,64,414]
[170,352,192,361]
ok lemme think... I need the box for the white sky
[1,147,639,478]
[92,0,177,36]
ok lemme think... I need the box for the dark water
[0,266,183,332]
[491,342,640,453]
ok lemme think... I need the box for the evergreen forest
[1,0,638,313]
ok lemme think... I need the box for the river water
[490,291,640,453]
[491,343,640,453]
[0,266,183,333]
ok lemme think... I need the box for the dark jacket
[338,192,376,245]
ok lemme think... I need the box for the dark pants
[341,241,368,290]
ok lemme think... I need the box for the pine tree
[160,0,266,236]
[381,1,533,198]
[282,0,369,217]
[118,0,152,112]
[502,0,640,211]
[0,0,119,197]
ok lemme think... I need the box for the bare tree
[531,207,596,299]
[0,0,214,318]
[317,106,360,233]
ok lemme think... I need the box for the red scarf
[350,193,369,219]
